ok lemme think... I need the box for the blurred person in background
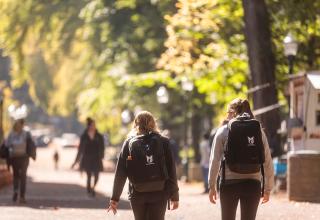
[162,129,181,166]
[200,132,211,193]
[5,118,36,204]
[53,149,59,170]
[72,117,104,197]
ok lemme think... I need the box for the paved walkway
[0,148,320,220]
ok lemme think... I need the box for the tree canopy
[1,0,320,145]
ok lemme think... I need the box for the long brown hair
[228,98,254,119]
[129,111,160,136]
[240,99,254,118]
[227,98,243,117]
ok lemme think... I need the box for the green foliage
[152,0,248,121]
[0,0,177,143]
[265,0,320,115]
[1,0,320,142]
[268,0,320,76]
[25,51,53,109]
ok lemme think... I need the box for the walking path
[0,147,319,220]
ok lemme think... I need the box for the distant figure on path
[72,117,104,197]
[53,150,59,170]
[162,129,181,166]
[5,118,36,204]
[199,132,211,193]
[107,111,179,220]
[208,98,274,220]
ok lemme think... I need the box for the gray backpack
[7,131,28,158]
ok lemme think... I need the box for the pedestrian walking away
[208,98,274,220]
[107,111,179,220]
[4,118,36,204]
[53,150,59,170]
[162,129,181,167]
[72,117,105,197]
[200,132,211,193]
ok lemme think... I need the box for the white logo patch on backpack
[247,136,255,146]
[146,155,155,165]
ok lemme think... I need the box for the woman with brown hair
[208,98,274,220]
[107,111,179,220]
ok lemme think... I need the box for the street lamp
[283,33,298,75]
[181,77,194,92]
[156,86,169,104]
[283,33,299,152]
[156,86,169,131]
[121,109,132,125]
[8,104,28,120]
[181,77,194,182]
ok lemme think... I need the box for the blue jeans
[202,166,209,192]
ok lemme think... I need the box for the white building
[289,71,320,151]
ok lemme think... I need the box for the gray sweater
[208,124,274,194]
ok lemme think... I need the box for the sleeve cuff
[111,196,120,202]
[170,191,179,201]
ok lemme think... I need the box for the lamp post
[121,109,132,125]
[156,86,169,105]
[283,33,298,75]
[156,86,169,129]
[283,33,298,119]
[181,77,194,182]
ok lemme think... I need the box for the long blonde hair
[129,111,160,137]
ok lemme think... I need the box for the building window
[317,111,320,126]
[318,94,320,103]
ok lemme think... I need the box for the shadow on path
[0,181,131,210]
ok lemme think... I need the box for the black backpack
[225,114,265,173]
[126,133,168,193]
[220,113,266,195]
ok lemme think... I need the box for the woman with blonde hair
[107,111,179,220]
[208,98,274,220]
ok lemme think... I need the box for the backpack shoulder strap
[153,134,169,179]
[128,135,143,156]
[261,163,265,197]
[227,119,234,131]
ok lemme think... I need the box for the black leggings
[220,180,261,220]
[130,197,167,220]
[11,157,29,198]
[86,171,99,192]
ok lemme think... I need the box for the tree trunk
[242,0,281,156]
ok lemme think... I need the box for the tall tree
[242,0,281,156]
[156,0,248,160]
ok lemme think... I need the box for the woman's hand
[107,200,118,215]
[209,189,217,204]
[261,193,270,204]
[71,163,76,169]
[170,200,179,210]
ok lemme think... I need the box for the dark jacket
[111,133,179,202]
[75,131,104,172]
